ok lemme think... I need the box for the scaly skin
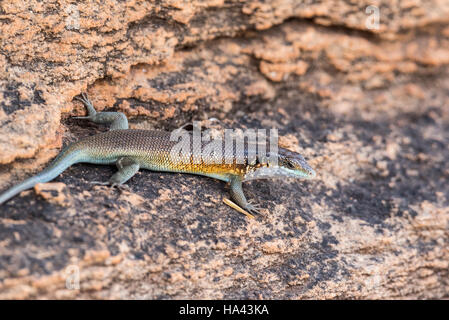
[0,94,316,217]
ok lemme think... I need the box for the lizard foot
[74,92,91,106]
[246,200,264,216]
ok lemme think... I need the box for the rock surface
[0,1,448,299]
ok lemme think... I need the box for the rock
[34,182,72,207]
[0,1,448,299]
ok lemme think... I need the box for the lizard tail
[0,146,84,205]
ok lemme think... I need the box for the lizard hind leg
[90,157,140,189]
[109,157,140,187]
[74,93,129,130]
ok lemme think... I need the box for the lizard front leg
[225,175,262,218]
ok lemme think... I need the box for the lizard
[0,93,316,217]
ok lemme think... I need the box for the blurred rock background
[0,0,448,299]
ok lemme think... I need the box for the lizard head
[244,147,316,181]
[277,147,316,179]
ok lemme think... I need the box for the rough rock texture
[0,1,448,299]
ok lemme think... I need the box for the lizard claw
[73,93,94,119]
[246,200,263,215]
[74,92,90,104]
[74,93,96,114]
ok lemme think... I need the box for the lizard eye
[286,161,295,169]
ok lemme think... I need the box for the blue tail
[0,147,83,205]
